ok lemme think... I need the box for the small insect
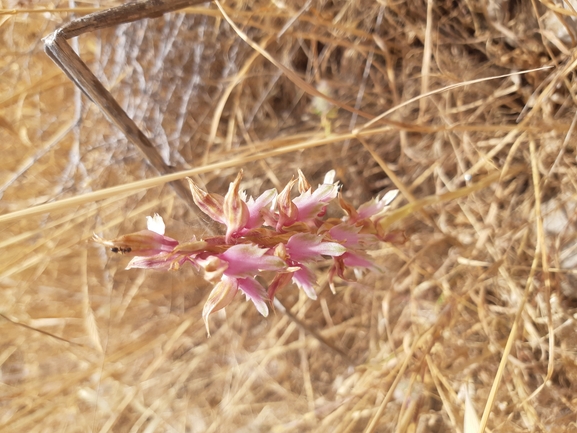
[110,246,132,254]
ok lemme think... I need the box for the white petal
[146,213,165,235]
[323,169,336,185]
[381,189,399,206]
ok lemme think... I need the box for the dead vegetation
[2,0,577,431]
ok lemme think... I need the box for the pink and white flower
[94,171,402,336]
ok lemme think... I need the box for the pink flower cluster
[94,170,401,335]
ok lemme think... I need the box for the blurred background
[2,0,577,431]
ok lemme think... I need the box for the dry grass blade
[478,139,544,433]
[3,1,577,432]
[215,0,376,121]
[377,166,525,232]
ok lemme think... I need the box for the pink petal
[329,224,362,246]
[356,199,383,220]
[245,188,276,230]
[292,265,317,300]
[342,251,378,269]
[329,223,379,248]
[220,243,286,278]
[237,277,269,317]
[286,233,346,262]
[293,183,339,221]
[357,189,399,220]
[260,206,279,228]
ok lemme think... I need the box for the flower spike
[95,171,402,335]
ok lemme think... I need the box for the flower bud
[202,276,238,336]
[93,230,178,257]
[276,177,298,231]
[186,178,225,224]
[223,171,249,243]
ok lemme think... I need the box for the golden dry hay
[1,1,577,431]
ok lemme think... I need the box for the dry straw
[1,0,577,432]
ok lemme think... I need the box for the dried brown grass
[2,0,577,431]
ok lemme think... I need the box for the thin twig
[43,0,209,206]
